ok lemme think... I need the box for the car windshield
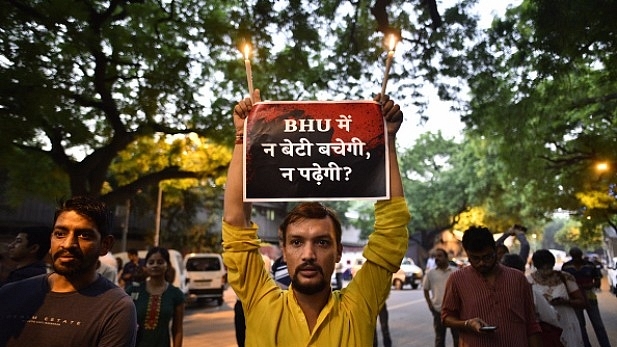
[402,259,414,265]
[186,258,221,271]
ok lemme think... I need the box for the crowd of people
[0,90,614,347]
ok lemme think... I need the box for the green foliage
[106,135,230,245]
[2,0,615,251]
[0,0,485,205]
[457,0,617,248]
[554,217,605,251]
[0,147,70,204]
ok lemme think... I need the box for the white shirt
[422,265,457,311]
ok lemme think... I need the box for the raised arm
[514,229,530,261]
[223,89,262,227]
[374,93,404,198]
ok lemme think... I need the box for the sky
[396,0,520,149]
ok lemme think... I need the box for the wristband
[235,135,243,144]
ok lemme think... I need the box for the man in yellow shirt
[222,89,409,346]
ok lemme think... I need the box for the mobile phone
[480,326,497,332]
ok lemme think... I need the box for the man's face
[50,211,111,279]
[7,233,34,261]
[467,246,497,275]
[128,253,139,263]
[283,216,342,295]
[434,251,449,268]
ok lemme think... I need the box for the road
[184,279,617,347]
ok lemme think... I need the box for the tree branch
[100,164,228,205]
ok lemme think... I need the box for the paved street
[184,279,617,347]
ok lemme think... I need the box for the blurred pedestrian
[3,226,51,285]
[271,255,292,290]
[423,248,459,347]
[442,226,542,346]
[0,196,137,347]
[121,248,146,287]
[335,261,344,290]
[561,247,612,347]
[373,303,392,347]
[495,224,530,262]
[98,251,119,285]
[528,250,585,347]
[501,254,561,329]
[126,247,185,347]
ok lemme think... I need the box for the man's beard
[52,250,99,278]
[292,263,329,295]
[475,261,496,276]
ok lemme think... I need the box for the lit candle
[380,34,397,97]
[244,44,254,101]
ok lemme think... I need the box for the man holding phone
[441,226,542,346]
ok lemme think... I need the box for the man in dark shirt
[561,247,611,347]
[0,196,137,347]
[2,226,50,285]
[121,248,145,286]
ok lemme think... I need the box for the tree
[457,0,617,246]
[397,131,550,249]
[1,0,488,206]
[0,1,242,205]
[107,134,231,250]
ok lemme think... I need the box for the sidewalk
[585,278,617,347]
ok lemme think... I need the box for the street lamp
[596,162,609,173]
[154,184,163,247]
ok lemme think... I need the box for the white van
[184,253,227,305]
[113,249,189,296]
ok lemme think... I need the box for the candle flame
[388,35,397,52]
[244,44,251,60]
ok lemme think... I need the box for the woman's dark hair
[279,202,342,245]
[145,247,171,265]
[531,249,556,269]
[145,247,173,282]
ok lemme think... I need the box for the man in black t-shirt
[0,196,137,347]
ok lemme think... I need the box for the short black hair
[54,196,113,237]
[569,247,583,258]
[532,249,556,269]
[462,226,495,253]
[279,202,342,246]
[19,226,52,260]
[502,253,525,272]
[434,248,448,258]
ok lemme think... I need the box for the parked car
[114,249,189,296]
[349,256,423,290]
[184,253,227,305]
[608,257,617,296]
[392,257,423,290]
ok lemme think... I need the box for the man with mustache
[222,90,409,346]
[0,196,137,347]
[441,226,542,347]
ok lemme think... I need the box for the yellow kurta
[222,197,410,347]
